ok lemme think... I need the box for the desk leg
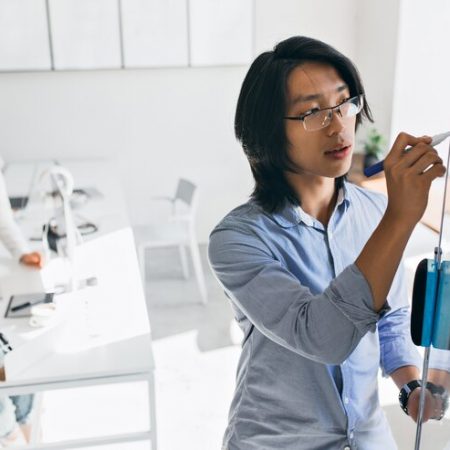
[148,372,157,449]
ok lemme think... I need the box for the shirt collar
[270,182,351,229]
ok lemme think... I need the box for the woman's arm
[0,172,29,259]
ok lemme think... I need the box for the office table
[0,159,157,449]
[349,153,450,234]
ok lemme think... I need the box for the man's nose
[326,108,345,135]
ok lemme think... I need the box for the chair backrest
[174,178,197,207]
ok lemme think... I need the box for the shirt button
[349,431,354,439]
[344,397,349,404]
[344,446,351,450]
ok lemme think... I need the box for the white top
[0,168,29,259]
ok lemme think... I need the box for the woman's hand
[19,252,43,269]
[383,132,446,226]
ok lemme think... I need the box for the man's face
[284,62,357,179]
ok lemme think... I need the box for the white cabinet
[0,0,51,71]
[0,0,254,71]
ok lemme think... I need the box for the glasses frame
[284,94,364,132]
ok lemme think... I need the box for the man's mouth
[324,145,351,155]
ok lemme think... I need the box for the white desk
[0,160,156,449]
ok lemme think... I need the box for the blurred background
[1,0,449,241]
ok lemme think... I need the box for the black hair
[235,36,373,212]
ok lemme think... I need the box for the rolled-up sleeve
[209,225,386,365]
[378,263,421,376]
[429,348,450,371]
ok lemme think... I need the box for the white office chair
[134,178,208,304]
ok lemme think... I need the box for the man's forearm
[390,365,420,389]
[356,213,415,313]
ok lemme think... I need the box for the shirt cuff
[326,264,390,334]
[429,348,450,372]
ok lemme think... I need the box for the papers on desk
[1,227,150,381]
[4,321,67,379]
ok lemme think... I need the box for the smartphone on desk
[4,292,54,318]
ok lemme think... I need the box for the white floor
[34,223,450,449]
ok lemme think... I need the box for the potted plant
[363,128,386,170]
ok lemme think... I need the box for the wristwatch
[399,380,449,420]
[399,380,421,415]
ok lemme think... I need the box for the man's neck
[286,173,338,227]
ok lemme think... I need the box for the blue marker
[364,131,450,177]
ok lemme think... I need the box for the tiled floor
[37,223,450,449]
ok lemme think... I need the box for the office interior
[0,0,450,449]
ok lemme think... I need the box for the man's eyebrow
[290,84,349,105]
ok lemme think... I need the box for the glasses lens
[340,95,363,118]
[304,111,330,131]
[303,95,364,131]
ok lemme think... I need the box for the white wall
[0,0,398,242]
[355,0,401,146]
[254,0,357,58]
[391,0,450,150]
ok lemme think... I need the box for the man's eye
[302,108,320,117]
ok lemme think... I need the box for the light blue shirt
[208,181,421,450]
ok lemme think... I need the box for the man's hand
[19,252,43,269]
[407,387,443,423]
[384,132,446,226]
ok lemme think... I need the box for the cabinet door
[0,0,51,71]
[121,0,189,68]
[49,0,122,70]
[189,0,253,67]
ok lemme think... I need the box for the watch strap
[399,380,422,415]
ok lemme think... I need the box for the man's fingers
[397,143,437,169]
[422,161,447,182]
[389,132,432,161]
[411,152,443,174]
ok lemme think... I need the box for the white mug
[29,303,57,328]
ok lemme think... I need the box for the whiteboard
[189,0,253,66]
[49,0,122,70]
[121,0,189,68]
[0,0,51,71]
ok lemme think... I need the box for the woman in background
[0,156,42,268]
[0,156,42,446]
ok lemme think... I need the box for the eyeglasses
[284,94,364,132]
